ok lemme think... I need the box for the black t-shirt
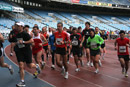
[9,29,18,42]
[14,31,31,52]
[82,29,91,44]
[70,33,81,48]
[67,31,72,34]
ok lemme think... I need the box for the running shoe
[75,68,80,72]
[90,62,94,67]
[86,61,90,66]
[36,64,41,74]
[33,72,38,78]
[51,65,55,70]
[9,65,14,75]
[16,81,26,87]
[64,72,68,79]
[125,72,128,77]
[99,60,102,67]
[94,69,99,74]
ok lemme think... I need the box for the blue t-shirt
[49,35,56,51]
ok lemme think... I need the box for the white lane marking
[4,45,56,87]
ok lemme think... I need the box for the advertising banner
[88,1,112,7]
[0,4,12,11]
[0,4,24,13]
[12,7,24,13]
[79,0,88,4]
[71,0,80,3]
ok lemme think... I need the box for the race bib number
[90,42,97,49]
[17,38,25,48]
[119,46,126,53]
[56,38,63,45]
[72,40,78,46]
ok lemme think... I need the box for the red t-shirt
[42,32,48,46]
[116,38,129,55]
[54,31,68,48]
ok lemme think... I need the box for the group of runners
[0,21,129,87]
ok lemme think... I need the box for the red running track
[5,40,130,87]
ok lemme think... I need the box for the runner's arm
[0,33,4,42]
[80,36,85,47]
[99,36,104,45]
[114,39,117,50]
[87,37,90,48]
[23,38,34,44]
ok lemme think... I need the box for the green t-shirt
[87,35,104,50]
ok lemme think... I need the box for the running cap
[16,21,24,27]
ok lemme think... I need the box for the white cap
[16,21,24,26]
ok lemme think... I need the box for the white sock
[66,72,68,75]
[62,66,64,69]
[21,80,24,82]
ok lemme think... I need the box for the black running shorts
[43,46,48,51]
[101,43,105,48]
[15,50,32,64]
[56,47,66,55]
[118,55,129,61]
[72,47,82,57]
[90,49,100,56]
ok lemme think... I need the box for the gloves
[97,43,100,46]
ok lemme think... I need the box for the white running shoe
[9,65,14,75]
[51,65,55,70]
[86,61,90,66]
[99,60,102,67]
[16,81,26,87]
[125,72,128,77]
[94,69,99,74]
[64,72,68,79]
[75,68,80,72]
[90,62,93,67]
[36,64,41,74]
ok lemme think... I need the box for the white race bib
[56,38,63,45]
[72,40,78,46]
[90,42,97,49]
[17,38,25,48]
[119,46,126,53]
